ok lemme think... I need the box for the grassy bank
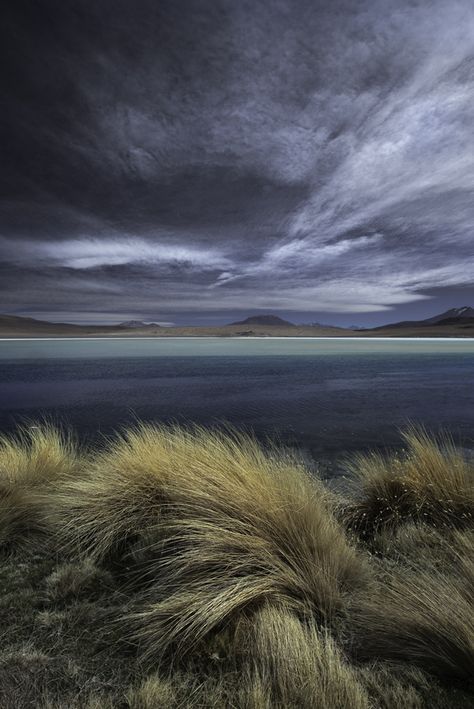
[0,424,472,708]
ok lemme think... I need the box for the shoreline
[2,335,474,341]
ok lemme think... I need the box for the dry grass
[0,423,472,707]
[234,603,370,708]
[0,554,133,709]
[355,663,472,709]
[0,423,81,487]
[51,424,368,662]
[371,523,474,579]
[350,566,474,683]
[0,425,81,549]
[126,608,371,709]
[126,604,371,709]
[340,427,473,538]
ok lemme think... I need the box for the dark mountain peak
[377,306,474,329]
[230,314,294,327]
[424,306,474,324]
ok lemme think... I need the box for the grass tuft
[341,427,473,538]
[234,603,370,708]
[350,563,474,683]
[0,424,80,487]
[0,425,81,548]
[45,560,114,602]
[98,426,368,661]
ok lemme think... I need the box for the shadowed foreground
[0,424,472,708]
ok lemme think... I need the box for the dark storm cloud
[1,0,473,323]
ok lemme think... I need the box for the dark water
[1,338,473,465]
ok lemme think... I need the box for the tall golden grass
[51,424,368,663]
[351,565,474,682]
[0,424,81,547]
[341,427,473,538]
[0,423,473,707]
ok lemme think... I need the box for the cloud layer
[1,0,473,324]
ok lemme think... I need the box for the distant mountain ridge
[377,306,474,329]
[1,308,474,337]
[0,315,163,331]
[229,315,294,327]
[0,314,84,330]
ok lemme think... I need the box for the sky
[1,0,474,327]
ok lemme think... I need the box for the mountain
[422,306,474,324]
[0,314,136,335]
[119,320,161,328]
[1,311,473,338]
[376,306,474,329]
[229,315,294,327]
[0,315,165,334]
[0,314,84,331]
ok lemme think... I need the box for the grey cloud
[1,0,473,324]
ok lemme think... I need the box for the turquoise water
[1,337,473,461]
[1,336,474,359]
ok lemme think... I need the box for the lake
[1,337,473,468]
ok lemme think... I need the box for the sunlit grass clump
[0,423,473,707]
[341,427,473,538]
[50,424,368,668]
[0,425,82,548]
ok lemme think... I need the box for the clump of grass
[355,663,468,709]
[0,425,81,549]
[234,603,370,708]
[0,486,33,547]
[125,603,372,709]
[50,423,187,563]
[0,646,81,709]
[126,674,178,708]
[350,565,474,684]
[341,428,473,539]
[371,523,474,582]
[61,425,369,662]
[0,424,80,486]
[45,560,114,602]
[0,548,135,709]
[127,670,241,709]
